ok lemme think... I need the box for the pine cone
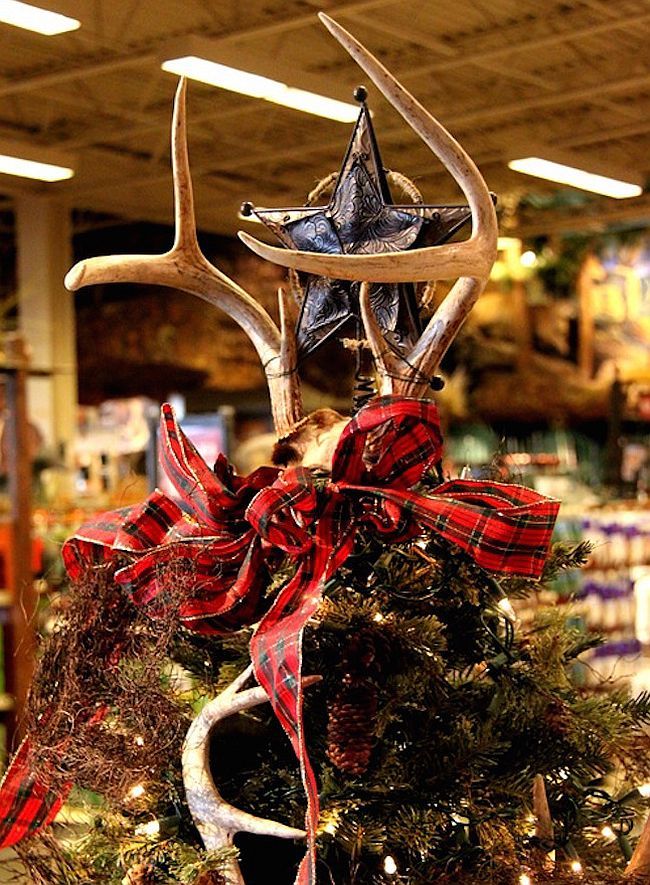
[343,630,377,675]
[121,862,156,885]
[545,699,571,735]
[327,679,377,775]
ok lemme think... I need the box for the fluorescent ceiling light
[161,56,359,123]
[0,1,80,35]
[508,157,642,199]
[0,153,73,181]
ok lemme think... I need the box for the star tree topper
[241,87,475,363]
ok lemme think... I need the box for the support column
[15,195,77,459]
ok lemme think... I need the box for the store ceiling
[1,0,649,240]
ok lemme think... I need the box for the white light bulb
[570,860,583,874]
[601,825,615,839]
[497,596,516,621]
[520,250,538,268]
[129,783,146,799]
[134,735,145,747]
[135,819,160,838]
[519,874,532,885]
[383,855,398,875]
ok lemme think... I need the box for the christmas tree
[3,13,650,885]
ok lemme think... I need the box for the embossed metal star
[242,93,474,360]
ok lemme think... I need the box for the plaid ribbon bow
[245,396,560,884]
[0,397,560,879]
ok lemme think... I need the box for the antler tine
[359,282,394,396]
[65,78,303,438]
[183,664,321,885]
[239,14,497,286]
[360,271,484,398]
[274,286,301,429]
[171,78,199,255]
[533,773,554,845]
[625,806,650,878]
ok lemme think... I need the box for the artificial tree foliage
[8,529,650,885]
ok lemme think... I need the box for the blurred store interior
[0,0,648,768]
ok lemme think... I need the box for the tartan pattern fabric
[247,396,559,883]
[64,405,276,634]
[0,739,70,849]
[0,396,560,880]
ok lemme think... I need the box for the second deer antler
[64,80,303,438]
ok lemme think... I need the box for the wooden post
[2,334,37,748]
[577,255,597,379]
[512,279,533,372]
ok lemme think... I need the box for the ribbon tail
[250,553,329,885]
[0,738,70,848]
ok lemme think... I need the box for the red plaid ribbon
[0,739,68,848]
[0,397,560,876]
[246,397,559,883]
[0,701,107,849]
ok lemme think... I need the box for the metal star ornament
[241,88,474,362]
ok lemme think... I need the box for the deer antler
[64,80,302,438]
[182,664,321,885]
[239,13,498,399]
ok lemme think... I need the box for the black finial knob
[353,85,367,104]
[240,201,254,217]
[430,375,445,391]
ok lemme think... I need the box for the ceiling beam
[0,0,399,101]
[556,118,650,150]
[0,0,645,195]
[0,3,646,110]
[0,53,157,100]
[443,71,650,129]
[58,75,650,208]
[403,9,650,79]
[515,194,650,238]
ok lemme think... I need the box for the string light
[373,612,385,623]
[134,735,145,747]
[638,783,650,798]
[519,874,532,885]
[383,855,398,875]
[497,596,516,621]
[128,783,146,799]
[135,819,160,838]
[601,825,615,840]
[570,860,583,875]
[520,250,538,268]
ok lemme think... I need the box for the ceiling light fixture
[508,157,642,200]
[161,56,359,123]
[0,153,74,181]
[0,1,80,35]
